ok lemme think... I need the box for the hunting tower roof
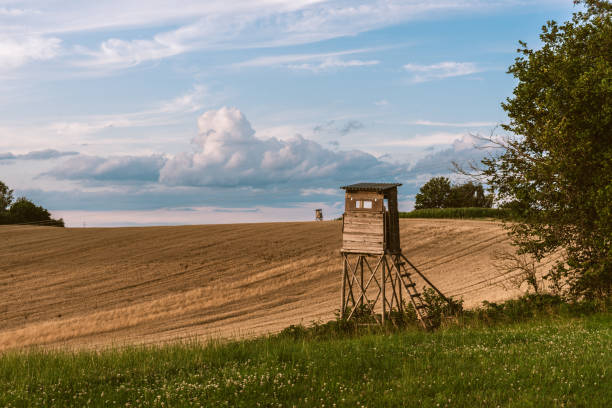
[340,182,402,192]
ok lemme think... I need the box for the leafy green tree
[447,182,493,208]
[0,180,64,226]
[415,177,493,209]
[0,181,14,224]
[0,180,13,213]
[7,197,65,227]
[10,197,50,222]
[482,0,611,298]
[415,177,451,209]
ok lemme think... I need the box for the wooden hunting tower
[315,208,323,221]
[340,183,449,329]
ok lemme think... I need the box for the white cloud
[159,85,208,113]
[403,61,481,83]
[313,119,364,135]
[233,48,380,71]
[378,132,469,147]
[374,99,389,106]
[13,1,319,35]
[45,154,167,182]
[0,149,78,160]
[0,35,61,70]
[159,107,401,187]
[300,187,339,196]
[0,7,32,17]
[406,133,496,176]
[47,85,208,137]
[1,1,530,71]
[288,57,379,72]
[408,119,496,127]
[76,37,186,69]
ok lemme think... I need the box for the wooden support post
[341,255,347,318]
[381,254,386,324]
[359,255,364,308]
[396,256,404,311]
[386,257,400,313]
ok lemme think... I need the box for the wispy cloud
[0,35,61,70]
[407,119,496,127]
[233,48,380,71]
[47,85,208,137]
[403,61,481,83]
[159,85,207,113]
[0,7,33,17]
[300,187,339,196]
[288,58,379,72]
[45,154,166,182]
[313,119,365,135]
[0,149,78,160]
[405,133,496,176]
[377,132,469,147]
[2,1,524,71]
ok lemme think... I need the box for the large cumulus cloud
[159,107,400,187]
[0,149,78,161]
[46,154,166,182]
[40,108,494,196]
[407,133,496,177]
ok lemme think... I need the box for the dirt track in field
[0,219,551,351]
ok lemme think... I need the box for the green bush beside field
[399,207,510,220]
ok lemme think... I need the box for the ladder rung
[404,282,416,287]
[415,305,427,309]
[411,293,421,298]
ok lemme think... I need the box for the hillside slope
[0,219,547,350]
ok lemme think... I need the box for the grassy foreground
[1,313,610,407]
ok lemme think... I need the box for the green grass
[399,207,510,219]
[1,313,610,407]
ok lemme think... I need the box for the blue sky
[0,0,576,226]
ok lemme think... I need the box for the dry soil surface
[0,219,551,351]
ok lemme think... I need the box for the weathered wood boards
[342,212,385,253]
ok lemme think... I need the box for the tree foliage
[482,0,611,298]
[0,180,64,227]
[414,177,492,209]
[447,182,492,208]
[0,180,13,213]
[414,177,451,209]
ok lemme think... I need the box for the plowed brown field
[0,219,548,351]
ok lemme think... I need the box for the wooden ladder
[397,265,432,330]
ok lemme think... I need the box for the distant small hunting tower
[340,183,449,329]
[315,208,323,221]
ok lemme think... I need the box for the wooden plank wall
[342,211,385,254]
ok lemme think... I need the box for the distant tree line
[0,180,64,227]
[414,177,493,210]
